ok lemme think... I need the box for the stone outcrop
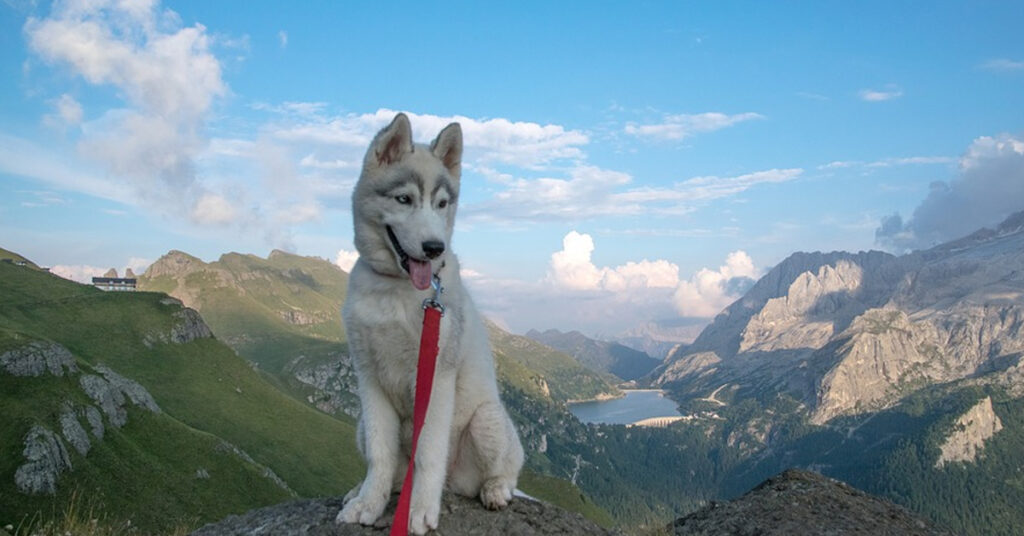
[671,469,954,535]
[935,396,1004,467]
[191,492,618,536]
[0,340,78,377]
[285,353,360,418]
[144,307,214,346]
[14,426,72,495]
[79,364,161,428]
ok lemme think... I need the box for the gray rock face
[0,341,78,377]
[170,308,214,343]
[935,396,1004,467]
[191,493,618,536]
[14,426,72,495]
[285,353,360,418]
[671,469,954,535]
[79,365,161,427]
[59,404,91,455]
[658,212,1024,423]
[144,307,214,347]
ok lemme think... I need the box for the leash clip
[422,274,445,316]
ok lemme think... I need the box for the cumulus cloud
[624,112,763,141]
[859,86,903,102]
[875,133,1024,251]
[466,232,759,335]
[24,0,239,223]
[335,249,359,272]
[672,251,758,317]
[547,231,680,291]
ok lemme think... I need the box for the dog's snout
[422,240,445,259]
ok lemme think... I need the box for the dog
[337,113,524,534]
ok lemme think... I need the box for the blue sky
[2,1,1023,336]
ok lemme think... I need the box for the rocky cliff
[656,211,1024,424]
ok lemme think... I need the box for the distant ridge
[526,328,661,382]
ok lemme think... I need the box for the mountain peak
[671,469,954,535]
[145,250,206,278]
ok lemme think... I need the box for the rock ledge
[192,492,618,536]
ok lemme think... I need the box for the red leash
[390,278,444,536]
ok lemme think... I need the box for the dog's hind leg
[337,376,400,526]
[468,399,524,510]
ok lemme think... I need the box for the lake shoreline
[568,389,683,426]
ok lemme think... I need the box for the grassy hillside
[139,250,347,374]
[0,259,363,533]
[488,321,621,404]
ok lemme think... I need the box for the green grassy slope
[0,260,363,532]
[139,250,347,375]
[138,249,621,526]
[488,321,621,404]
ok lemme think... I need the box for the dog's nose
[422,240,445,259]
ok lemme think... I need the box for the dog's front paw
[480,477,513,510]
[336,493,387,526]
[408,497,440,535]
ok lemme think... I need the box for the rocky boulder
[191,493,618,536]
[671,469,954,535]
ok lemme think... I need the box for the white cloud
[469,167,802,223]
[44,93,83,128]
[465,232,758,335]
[547,231,682,293]
[672,251,758,317]
[266,108,589,168]
[50,256,150,282]
[299,153,357,170]
[50,264,106,283]
[876,133,1024,251]
[25,0,230,222]
[624,112,763,141]
[191,193,237,225]
[859,86,903,102]
[274,201,322,224]
[818,156,954,171]
[980,58,1024,72]
[278,30,288,48]
[335,249,359,272]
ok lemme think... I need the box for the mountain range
[6,211,1024,535]
[525,328,661,383]
[651,210,1024,534]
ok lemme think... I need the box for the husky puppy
[337,113,524,534]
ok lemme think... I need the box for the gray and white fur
[337,113,524,535]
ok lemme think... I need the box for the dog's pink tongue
[408,259,432,290]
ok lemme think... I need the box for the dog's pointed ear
[368,113,414,168]
[430,122,462,179]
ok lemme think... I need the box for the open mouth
[386,225,434,290]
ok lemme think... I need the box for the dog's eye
[395,194,412,205]
[438,199,448,209]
